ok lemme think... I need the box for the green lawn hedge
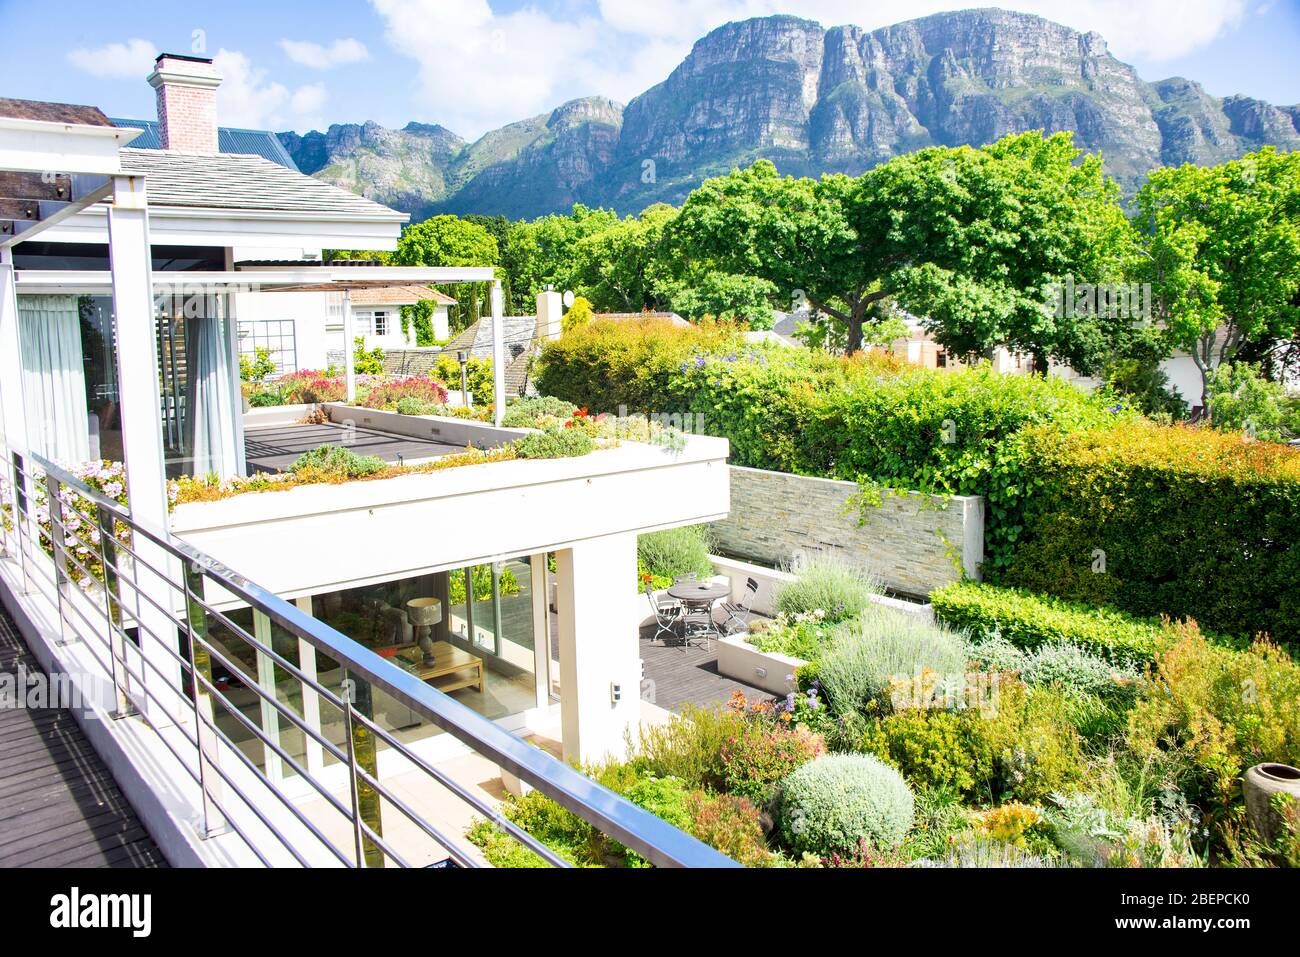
[999,421,1300,645]
[929,581,1172,663]
[538,322,1300,644]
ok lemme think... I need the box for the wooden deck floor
[636,618,773,713]
[0,610,166,868]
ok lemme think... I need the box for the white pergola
[0,108,186,722]
[14,265,510,423]
[0,107,509,725]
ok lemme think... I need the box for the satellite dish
[562,290,575,308]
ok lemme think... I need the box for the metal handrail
[24,452,738,869]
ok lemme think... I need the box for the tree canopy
[1134,146,1300,411]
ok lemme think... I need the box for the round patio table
[666,581,731,643]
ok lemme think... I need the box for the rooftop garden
[173,396,688,506]
[470,556,1300,868]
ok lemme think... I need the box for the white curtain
[17,295,90,465]
[184,314,240,478]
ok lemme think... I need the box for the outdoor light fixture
[457,349,469,406]
[406,597,443,666]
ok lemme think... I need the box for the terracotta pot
[1243,763,1300,844]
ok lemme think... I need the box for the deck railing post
[341,671,384,868]
[181,558,226,839]
[97,501,137,719]
[45,475,74,645]
[9,452,35,595]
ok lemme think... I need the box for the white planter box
[716,633,807,697]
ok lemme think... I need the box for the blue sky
[1,0,1296,141]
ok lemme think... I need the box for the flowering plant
[0,460,132,588]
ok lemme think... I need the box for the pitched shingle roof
[117,148,406,220]
[0,97,113,126]
[349,285,457,307]
[111,118,300,169]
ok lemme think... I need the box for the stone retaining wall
[711,466,983,598]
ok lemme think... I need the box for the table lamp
[406,597,443,666]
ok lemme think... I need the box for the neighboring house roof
[349,285,457,307]
[595,311,690,327]
[111,117,299,169]
[117,148,407,221]
[378,343,535,399]
[1,97,114,126]
[443,315,538,360]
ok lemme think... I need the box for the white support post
[108,173,184,726]
[295,594,325,777]
[0,247,31,588]
[529,552,550,710]
[554,534,641,765]
[343,289,356,403]
[491,281,505,427]
[253,609,284,785]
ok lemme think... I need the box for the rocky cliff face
[280,9,1300,219]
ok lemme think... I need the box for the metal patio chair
[719,577,759,635]
[646,580,683,645]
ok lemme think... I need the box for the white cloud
[66,38,158,79]
[370,0,1253,140]
[369,0,603,137]
[212,49,329,132]
[596,0,1251,62]
[279,38,370,69]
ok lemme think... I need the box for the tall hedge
[537,323,1300,642]
[538,324,1122,569]
[1000,421,1300,644]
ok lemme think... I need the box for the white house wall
[169,434,731,602]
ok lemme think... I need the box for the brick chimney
[147,54,222,153]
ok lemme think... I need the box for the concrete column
[554,533,640,765]
[536,289,563,341]
[108,173,184,725]
[0,247,28,456]
[490,281,505,427]
[343,289,356,402]
[0,247,32,587]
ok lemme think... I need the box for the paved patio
[244,421,466,473]
[636,613,772,713]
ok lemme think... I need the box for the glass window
[310,560,540,750]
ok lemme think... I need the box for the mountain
[279,8,1300,220]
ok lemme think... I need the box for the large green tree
[393,215,500,341]
[670,161,876,348]
[1133,147,1300,414]
[851,131,1137,372]
[502,205,619,312]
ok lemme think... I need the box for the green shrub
[535,316,743,412]
[637,525,714,583]
[931,580,1168,663]
[719,722,826,804]
[860,709,992,797]
[774,553,881,623]
[999,420,1300,645]
[684,791,774,867]
[817,609,969,717]
[513,424,595,459]
[1021,643,1140,699]
[632,705,746,791]
[289,444,387,479]
[1126,620,1300,843]
[502,396,577,428]
[747,611,839,661]
[778,754,915,856]
[970,681,1086,804]
[967,636,1029,675]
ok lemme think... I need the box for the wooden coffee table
[395,642,485,694]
